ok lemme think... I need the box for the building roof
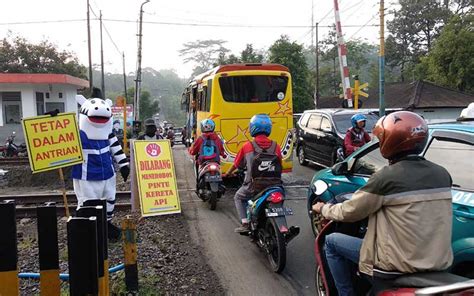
[316,80,474,110]
[0,73,89,88]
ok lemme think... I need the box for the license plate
[205,175,222,182]
[265,207,293,217]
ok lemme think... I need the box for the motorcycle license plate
[265,207,293,217]
[204,175,222,182]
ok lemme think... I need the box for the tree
[268,36,312,112]
[240,44,264,63]
[126,87,160,122]
[0,36,87,78]
[418,15,474,92]
[386,0,452,81]
[179,39,229,76]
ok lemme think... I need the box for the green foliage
[0,35,87,78]
[417,15,474,92]
[126,87,160,122]
[269,36,312,112]
[215,44,264,65]
[179,39,229,76]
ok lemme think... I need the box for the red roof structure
[0,73,89,88]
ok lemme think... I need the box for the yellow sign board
[22,113,83,173]
[133,140,181,217]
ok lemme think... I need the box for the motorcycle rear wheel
[265,219,286,273]
[209,191,218,210]
[315,265,327,296]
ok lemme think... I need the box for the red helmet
[373,111,428,159]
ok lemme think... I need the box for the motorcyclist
[312,111,453,296]
[344,113,371,156]
[189,119,225,188]
[225,114,282,233]
[137,118,159,140]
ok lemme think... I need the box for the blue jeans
[324,233,363,296]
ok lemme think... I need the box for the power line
[348,13,379,40]
[103,18,378,28]
[317,8,334,24]
[0,19,85,25]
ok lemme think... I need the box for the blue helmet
[200,118,215,132]
[249,114,272,137]
[351,113,367,128]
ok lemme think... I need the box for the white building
[0,73,88,142]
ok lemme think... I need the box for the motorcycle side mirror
[314,180,328,195]
[331,162,348,176]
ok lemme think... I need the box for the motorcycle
[313,191,473,295]
[167,130,175,147]
[196,161,225,210]
[2,132,27,157]
[238,172,300,273]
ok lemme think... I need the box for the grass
[110,270,162,295]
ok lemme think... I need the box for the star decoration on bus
[226,125,251,147]
[273,101,292,116]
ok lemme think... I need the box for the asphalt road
[173,146,325,295]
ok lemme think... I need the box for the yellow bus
[182,63,294,173]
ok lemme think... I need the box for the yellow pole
[122,216,138,292]
[354,78,360,110]
[58,168,70,217]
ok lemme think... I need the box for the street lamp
[134,0,150,121]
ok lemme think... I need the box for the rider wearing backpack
[189,119,225,187]
[225,114,283,233]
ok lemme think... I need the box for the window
[2,92,22,124]
[45,102,65,113]
[424,138,474,190]
[36,92,44,116]
[58,92,63,98]
[45,92,50,99]
[299,113,311,127]
[321,117,332,131]
[353,144,387,175]
[307,114,322,130]
[333,113,379,133]
[205,80,212,112]
[219,75,288,103]
[198,90,206,111]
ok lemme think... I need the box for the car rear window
[333,113,379,133]
[219,75,288,103]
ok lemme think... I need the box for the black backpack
[249,141,282,193]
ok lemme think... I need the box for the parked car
[172,127,183,145]
[307,120,474,278]
[295,109,379,167]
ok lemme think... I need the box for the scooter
[196,161,225,210]
[241,182,300,273]
[313,192,473,296]
[3,132,27,157]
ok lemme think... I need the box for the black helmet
[144,118,155,127]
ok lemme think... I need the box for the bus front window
[219,75,288,103]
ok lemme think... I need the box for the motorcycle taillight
[209,164,218,171]
[268,192,284,203]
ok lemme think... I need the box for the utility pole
[379,0,386,116]
[123,53,128,104]
[86,0,93,91]
[100,11,105,99]
[134,0,150,121]
[311,0,314,48]
[315,22,320,108]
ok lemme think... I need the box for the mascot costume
[73,88,130,240]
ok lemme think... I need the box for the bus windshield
[219,75,288,103]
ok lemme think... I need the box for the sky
[0,0,389,79]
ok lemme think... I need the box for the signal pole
[86,0,93,91]
[379,0,386,116]
[134,0,150,121]
[315,22,320,108]
[100,11,105,99]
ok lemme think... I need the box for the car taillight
[268,192,284,203]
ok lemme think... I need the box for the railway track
[0,191,132,217]
[0,157,30,165]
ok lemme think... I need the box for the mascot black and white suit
[73,88,130,239]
